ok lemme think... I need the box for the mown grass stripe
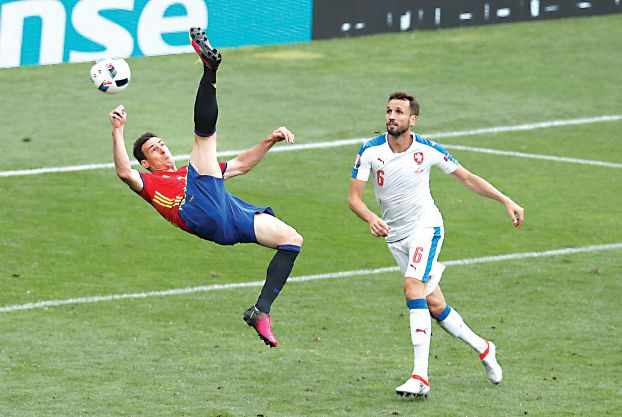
[2,242,620,313]
[1,115,620,177]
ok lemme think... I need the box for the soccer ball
[90,58,131,94]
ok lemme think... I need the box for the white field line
[1,242,620,314]
[1,115,621,177]
[445,144,622,168]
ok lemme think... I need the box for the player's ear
[410,114,418,126]
[140,159,150,170]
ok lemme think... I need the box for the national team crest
[414,152,424,165]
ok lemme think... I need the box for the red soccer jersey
[137,163,226,232]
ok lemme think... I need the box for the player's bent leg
[254,212,303,249]
[244,213,302,347]
[429,288,502,384]
[189,134,223,177]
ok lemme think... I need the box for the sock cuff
[407,298,428,310]
[194,128,216,138]
[277,244,301,253]
[433,304,452,322]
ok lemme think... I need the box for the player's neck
[153,166,177,173]
[387,131,413,153]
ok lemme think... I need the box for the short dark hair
[133,132,158,162]
[388,92,420,116]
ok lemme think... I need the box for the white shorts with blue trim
[387,226,446,296]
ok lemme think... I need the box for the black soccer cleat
[189,27,222,70]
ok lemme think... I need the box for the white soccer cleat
[395,375,430,398]
[480,339,503,384]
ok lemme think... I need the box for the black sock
[193,66,218,137]
[255,246,300,314]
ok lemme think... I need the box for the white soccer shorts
[387,226,446,296]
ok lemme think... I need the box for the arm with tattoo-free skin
[109,105,142,192]
[450,166,524,227]
[224,127,295,179]
[348,178,391,237]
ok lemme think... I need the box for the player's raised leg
[427,287,503,384]
[243,213,303,347]
[189,27,223,177]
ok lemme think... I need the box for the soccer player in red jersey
[108,28,301,348]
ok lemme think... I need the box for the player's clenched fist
[109,105,127,128]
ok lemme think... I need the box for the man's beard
[387,123,408,138]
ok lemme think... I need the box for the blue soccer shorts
[179,163,275,245]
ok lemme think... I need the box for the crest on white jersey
[414,152,424,165]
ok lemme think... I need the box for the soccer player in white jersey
[348,92,524,398]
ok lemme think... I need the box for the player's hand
[109,105,127,129]
[271,127,295,144]
[369,214,390,237]
[505,199,524,228]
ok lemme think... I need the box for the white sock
[436,306,487,354]
[409,307,431,380]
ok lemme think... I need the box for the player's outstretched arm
[223,127,295,179]
[109,105,143,192]
[348,178,391,237]
[450,166,524,227]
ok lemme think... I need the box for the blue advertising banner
[0,0,312,68]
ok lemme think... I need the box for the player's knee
[285,228,303,247]
[403,277,425,299]
[275,223,302,247]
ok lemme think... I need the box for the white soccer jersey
[351,132,460,242]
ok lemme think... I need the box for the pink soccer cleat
[189,27,222,70]
[243,306,278,347]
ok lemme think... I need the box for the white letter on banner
[0,0,66,68]
[70,0,134,62]
[138,0,207,56]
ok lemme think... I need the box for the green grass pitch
[1,15,621,416]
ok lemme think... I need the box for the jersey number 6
[412,247,424,263]
[377,170,385,187]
